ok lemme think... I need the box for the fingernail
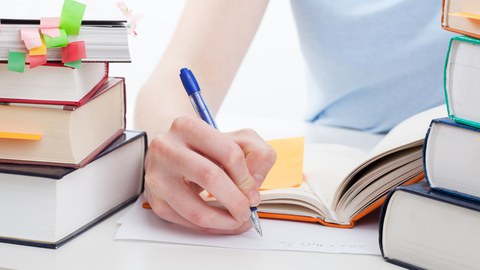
[248,190,260,207]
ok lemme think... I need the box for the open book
[257,105,446,228]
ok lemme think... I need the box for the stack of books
[0,0,146,249]
[379,0,480,268]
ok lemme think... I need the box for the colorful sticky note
[44,29,69,48]
[0,132,42,141]
[40,17,61,38]
[59,0,86,35]
[449,12,480,21]
[64,59,82,69]
[61,41,86,63]
[260,137,305,190]
[20,28,42,50]
[29,36,47,56]
[7,51,27,73]
[28,55,48,69]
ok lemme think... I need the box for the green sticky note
[64,59,82,69]
[7,51,27,73]
[44,29,69,48]
[59,0,86,36]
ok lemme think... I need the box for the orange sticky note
[260,137,304,190]
[0,132,42,141]
[449,12,480,21]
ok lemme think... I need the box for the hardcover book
[0,130,147,249]
[0,62,108,106]
[379,181,480,269]
[444,35,480,128]
[424,117,480,200]
[0,77,126,167]
[442,0,480,39]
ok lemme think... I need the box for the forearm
[134,0,269,139]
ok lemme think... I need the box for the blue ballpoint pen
[179,67,263,237]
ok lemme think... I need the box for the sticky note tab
[44,29,69,48]
[20,28,42,50]
[260,137,305,190]
[28,55,47,69]
[61,41,86,62]
[449,12,480,21]
[7,51,27,73]
[59,0,86,35]
[29,36,47,56]
[40,17,61,38]
[0,132,42,141]
[64,59,82,69]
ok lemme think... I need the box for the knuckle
[185,209,210,227]
[148,136,170,157]
[223,143,245,168]
[237,128,259,138]
[263,144,277,165]
[197,165,222,187]
[171,115,195,133]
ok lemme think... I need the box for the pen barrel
[189,92,218,129]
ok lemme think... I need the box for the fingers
[227,129,277,188]
[144,115,276,234]
[170,116,260,206]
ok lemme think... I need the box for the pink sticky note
[20,28,42,50]
[61,41,86,63]
[40,17,60,28]
[41,28,61,38]
[27,55,47,69]
[40,17,61,38]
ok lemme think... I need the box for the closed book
[442,0,480,39]
[0,130,146,249]
[444,35,480,128]
[0,62,108,106]
[379,181,480,269]
[423,117,480,200]
[0,19,130,63]
[0,77,126,167]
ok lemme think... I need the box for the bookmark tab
[28,55,48,69]
[44,29,69,48]
[20,28,43,50]
[7,51,27,73]
[61,41,86,63]
[260,137,305,190]
[449,12,480,21]
[59,0,86,35]
[0,132,42,141]
[40,17,61,38]
[29,36,47,56]
[64,59,82,69]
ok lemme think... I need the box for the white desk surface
[0,119,402,270]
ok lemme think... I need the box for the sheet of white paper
[115,195,381,255]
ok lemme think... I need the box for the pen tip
[250,208,263,237]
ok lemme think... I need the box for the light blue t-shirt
[290,1,454,133]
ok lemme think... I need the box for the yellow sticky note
[0,132,42,141]
[449,12,480,21]
[260,137,304,190]
[29,36,47,56]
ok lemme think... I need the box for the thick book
[424,117,480,200]
[442,0,480,39]
[0,77,126,167]
[144,106,446,228]
[379,181,480,269]
[0,19,130,63]
[0,62,108,106]
[444,35,480,128]
[0,130,146,249]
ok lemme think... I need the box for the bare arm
[134,0,269,137]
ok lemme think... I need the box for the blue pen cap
[179,68,201,95]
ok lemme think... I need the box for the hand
[144,115,276,234]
